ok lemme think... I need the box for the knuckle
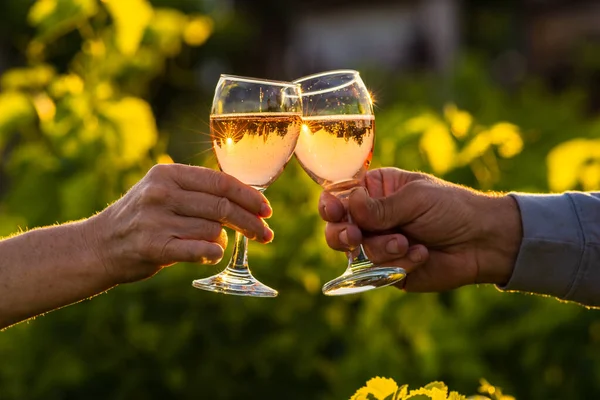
[373,199,387,224]
[148,163,170,180]
[139,184,169,205]
[216,196,232,222]
[213,172,232,195]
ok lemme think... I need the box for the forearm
[498,192,600,307]
[0,218,115,329]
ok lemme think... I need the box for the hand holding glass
[293,70,406,295]
[192,75,302,297]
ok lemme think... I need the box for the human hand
[83,164,273,284]
[319,168,522,292]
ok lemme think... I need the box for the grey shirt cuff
[499,192,600,306]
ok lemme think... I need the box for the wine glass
[293,69,406,296]
[192,75,302,297]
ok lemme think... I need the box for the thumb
[348,185,418,231]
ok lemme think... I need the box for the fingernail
[263,226,274,243]
[322,204,330,220]
[339,229,349,247]
[385,238,401,254]
[408,246,423,263]
[260,202,272,218]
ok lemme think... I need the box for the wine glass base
[322,266,406,296]
[192,270,278,298]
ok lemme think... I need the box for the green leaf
[58,171,100,220]
[104,0,154,55]
[4,143,61,226]
[28,0,98,42]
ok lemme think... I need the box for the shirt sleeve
[499,192,600,307]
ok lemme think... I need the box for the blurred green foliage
[1,1,600,400]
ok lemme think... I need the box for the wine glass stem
[345,216,374,274]
[335,189,375,275]
[225,230,250,276]
[224,186,264,277]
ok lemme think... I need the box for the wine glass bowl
[192,75,302,297]
[293,70,407,295]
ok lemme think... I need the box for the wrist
[475,194,523,285]
[79,209,120,287]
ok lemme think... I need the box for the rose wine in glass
[294,70,406,296]
[192,75,302,297]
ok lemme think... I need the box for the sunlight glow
[226,137,233,146]
[301,123,311,136]
[368,90,375,106]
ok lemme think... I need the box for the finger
[348,183,426,231]
[163,238,225,265]
[155,164,272,218]
[170,216,228,249]
[361,234,410,264]
[319,191,345,222]
[169,191,272,243]
[324,222,363,251]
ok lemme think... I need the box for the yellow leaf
[1,65,55,90]
[0,92,36,135]
[100,97,158,166]
[104,0,153,55]
[183,15,214,47]
[350,387,373,400]
[363,377,399,400]
[405,112,440,133]
[546,139,598,192]
[419,122,456,175]
[50,74,84,97]
[32,93,56,122]
[405,387,434,399]
[488,122,523,158]
[430,388,448,400]
[149,8,187,56]
[29,0,58,25]
[579,162,600,191]
[478,378,496,396]
[156,154,174,164]
[28,0,98,41]
[456,131,491,166]
[448,391,467,400]
[424,382,448,396]
[444,103,472,139]
[394,385,408,400]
